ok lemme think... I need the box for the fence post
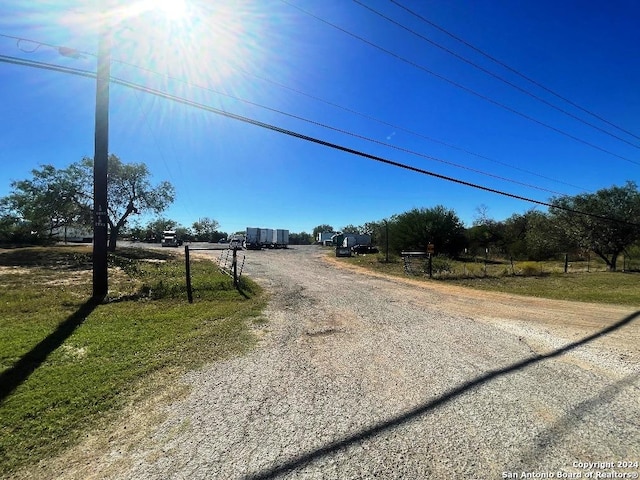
[564,253,569,273]
[233,247,238,287]
[428,253,433,279]
[185,245,193,303]
[484,248,488,276]
[385,221,389,263]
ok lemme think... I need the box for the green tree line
[2,157,640,271]
[318,181,640,272]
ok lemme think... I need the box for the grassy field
[0,245,265,476]
[339,250,640,306]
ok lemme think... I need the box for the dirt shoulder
[323,254,640,367]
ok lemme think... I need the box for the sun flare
[155,0,188,22]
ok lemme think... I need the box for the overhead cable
[354,0,640,150]
[280,0,640,167]
[389,0,640,142]
[0,33,86,58]
[104,58,569,196]
[0,30,589,192]
[2,54,638,228]
[227,65,589,192]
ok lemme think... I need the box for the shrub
[518,261,539,277]
[429,255,453,275]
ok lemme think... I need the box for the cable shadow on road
[244,310,640,480]
[0,296,101,404]
[518,372,639,468]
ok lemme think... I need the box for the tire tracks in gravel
[20,245,640,480]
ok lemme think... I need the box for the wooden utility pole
[93,9,111,299]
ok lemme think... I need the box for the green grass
[337,250,640,306]
[448,272,640,305]
[0,246,265,476]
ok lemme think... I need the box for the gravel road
[36,245,640,479]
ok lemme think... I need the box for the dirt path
[20,246,640,480]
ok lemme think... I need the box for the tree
[1,163,91,241]
[465,206,502,256]
[0,207,33,244]
[192,217,220,242]
[550,181,640,271]
[341,224,361,234]
[144,217,178,243]
[361,220,385,245]
[312,224,334,238]
[388,205,466,256]
[80,155,175,251]
[289,232,313,245]
[524,210,570,261]
[175,226,193,242]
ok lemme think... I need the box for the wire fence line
[184,245,245,303]
[397,252,640,279]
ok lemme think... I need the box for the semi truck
[161,230,182,247]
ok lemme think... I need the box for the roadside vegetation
[0,245,265,476]
[315,182,640,306]
[339,250,640,306]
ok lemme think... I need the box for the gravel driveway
[36,245,640,479]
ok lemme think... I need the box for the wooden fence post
[233,247,238,287]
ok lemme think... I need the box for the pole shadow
[244,310,640,480]
[0,296,101,404]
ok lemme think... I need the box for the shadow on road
[518,372,638,468]
[244,310,640,480]
[0,296,101,404]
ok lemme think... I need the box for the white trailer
[276,229,289,248]
[245,227,289,249]
[260,228,273,246]
[245,227,261,249]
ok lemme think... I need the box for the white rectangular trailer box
[277,229,289,248]
[245,227,261,249]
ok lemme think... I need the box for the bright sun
[155,0,188,22]
[111,0,273,97]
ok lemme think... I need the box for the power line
[0,30,589,192]
[227,65,589,193]
[106,58,568,196]
[230,95,568,196]
[354,0,640,151]
[389,0,640,143]
[1,53,637,228]
[0,33,88,59]
[280,0,640,167]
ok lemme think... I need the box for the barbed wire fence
[184,245,245,303]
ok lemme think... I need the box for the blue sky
[1,0,639,235]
